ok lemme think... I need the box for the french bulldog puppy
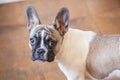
[26,6,120,80]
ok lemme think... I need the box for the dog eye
[49,40,56,47]
[30,37,36,45]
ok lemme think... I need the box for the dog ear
[26,5,41,32]
[53,7,69,36]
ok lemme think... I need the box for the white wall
[0,0,23,4]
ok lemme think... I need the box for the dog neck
[54,28,96,79]
[55,28,96,63]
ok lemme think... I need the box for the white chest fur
[58,63,77,80]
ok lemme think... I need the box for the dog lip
[31,56,36,61]
[31,56,46,62]
[37,59,45,62]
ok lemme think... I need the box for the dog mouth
[31,51,55,62]
[36,59,46,62]
[31,56,46,62]
[31,53,46,62]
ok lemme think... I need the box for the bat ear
[53,7,69,36]
[26,5,41,32]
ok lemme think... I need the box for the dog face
[26,6,69,62]
[29,26,57,62]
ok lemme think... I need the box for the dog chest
[58,63,78,80]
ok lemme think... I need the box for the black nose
[36,49,45,55]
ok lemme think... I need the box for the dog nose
[37,49,45,55]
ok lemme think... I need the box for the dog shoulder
[69,28,97,43]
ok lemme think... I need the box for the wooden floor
[0,0,120,80]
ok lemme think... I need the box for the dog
[26,5,120,80]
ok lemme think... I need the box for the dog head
[26,6,69,62]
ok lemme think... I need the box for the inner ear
[53,7,69,36]
[26,5,41,32]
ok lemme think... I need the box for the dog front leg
[77,76,85,80]
[66,76,85,80]
[76,74,85,80]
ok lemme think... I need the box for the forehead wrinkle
[40,27,52,38]
[30,25,40,37]
[30,25,52,38]
[41,30,45,38]
[40,30,45,48]
[44,26,52,34]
